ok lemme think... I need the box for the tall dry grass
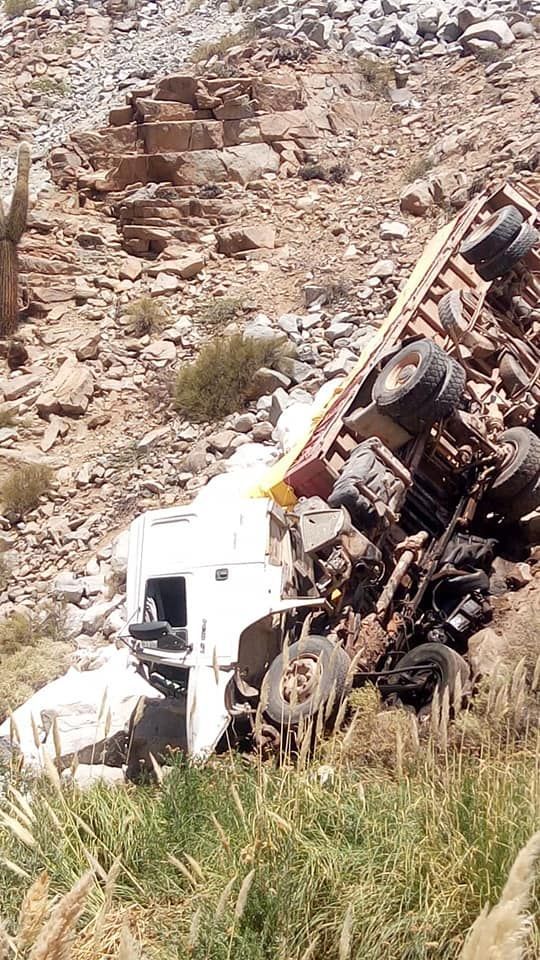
[0,657,536,959]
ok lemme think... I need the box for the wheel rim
[467,209,502,245]
[385,350,421,392]
[280,654,321,705]
[500,438,519,473]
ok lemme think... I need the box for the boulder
[461,19,516,49]
[216,224,276,256]
[400,180,433,217]
[252,79,301,112]
[249,367,292,397]
[149,252,206,279]
[468,627,507,678]
[119,256,143,282]
[142,120,224,153]
[0,373,43,401]
[135,99,212,122]
[153,74,198,104]
[36,359,94,418]
[379,220,409,240]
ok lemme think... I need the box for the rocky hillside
[0,0,538,665]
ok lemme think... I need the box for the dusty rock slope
[0,0,538,630]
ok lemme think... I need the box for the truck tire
[429,357,467,420]
[372,339,449,419]
[262,635,351,728]
[396,358,466,434]
[506,475,540,520]
[438,290,463,335]
[460,205,524,265]
[499,353,529,397]
[476,223,539,281]
[393,643,469,698]
[490,427,540,501]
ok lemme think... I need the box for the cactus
[0,142,31,337]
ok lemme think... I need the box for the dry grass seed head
[234,869,255,920]
[116,925,140,960]
[29,870,93,960]
[460,832,540,960]
[17,871,50,950]
[216,875,237,920]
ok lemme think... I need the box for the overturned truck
[124,179,540,772]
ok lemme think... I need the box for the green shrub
[174,333,287,421]
[0,464,52,516]
[32,76,70,96]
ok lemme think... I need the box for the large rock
[252,79,301,112]
[102,142,280,191]
[153,74,198,104]
[0,373,43,401]
[142,120,224,153]
[135,99,212,122]
[36,359,94,418]
[249,367,292,397]
[400,180,433,217]
[216,224,276,256]
[468,627,507,677]
[461,19,516,49]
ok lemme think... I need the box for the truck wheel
[505,475,540,520]
[499,353,529,397]
[476,223,539,281]
[372,339,449,419]
[396,358,466,434]
[460,205,524,265]
[392,643,469,703]
[262,636,351,728]
[437,289,463,335]
[490,427,540,501]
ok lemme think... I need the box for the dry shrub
[189,28,253,62]
[0,555,10,593]
[0,465,52,516]
[404,155,435,182]
[174,333,289,421]
[0,606,72,719]
[298,162,349,184]
[338,686,419,773]
[195,297,244,328]
[0,408,17,428]
[355,57,392,97]
[123,297,168,338]
[2,0,31,17]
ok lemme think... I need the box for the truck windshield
[144,576,187,627]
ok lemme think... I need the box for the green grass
[31,76,70,96]
[174,333,288,421]
[0,736,538,959]
[0,616,537,959]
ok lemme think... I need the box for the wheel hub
[280,654,321,705]
[386,351,421,391]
